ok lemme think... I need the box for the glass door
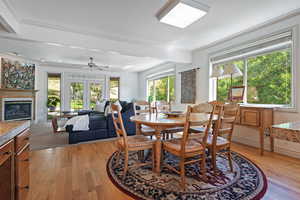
[89,82,104,110]
[70,82,84,111]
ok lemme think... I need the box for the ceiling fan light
[156,0,209,28]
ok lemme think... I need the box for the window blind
[211,31,292,65]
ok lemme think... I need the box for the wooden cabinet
[0,127,30,200]
[0,140,14,200]
[15,129,30,200]
[237,106,274,155]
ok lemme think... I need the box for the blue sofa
[66,101,136,144]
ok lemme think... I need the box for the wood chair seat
[163,138,205,156]
[117,135,155,149]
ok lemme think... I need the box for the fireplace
[3,98,33,121]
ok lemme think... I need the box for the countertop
[0,121,30,146]
[273,121,300,131]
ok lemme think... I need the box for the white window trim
[209,27,298,112]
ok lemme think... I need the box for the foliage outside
[217,49,291,106]
[147,75,175,103]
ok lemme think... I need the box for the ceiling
[0,0,299,71]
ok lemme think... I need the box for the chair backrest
[111,104,128,147]
[133,100,151,115]
[52,117,58,133]
[180,103,216,155]
[212,102,240,146]
[155,100,171,113]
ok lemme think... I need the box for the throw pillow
[95,101,106,112]
[115,100,123,112]
[104,103,111,116]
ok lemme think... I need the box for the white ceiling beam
[0,0,19,33]
[19,22,191,63]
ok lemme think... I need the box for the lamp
[156,0,210,28]
[223,64,243,88]
[210,66,224,95]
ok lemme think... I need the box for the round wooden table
[130,113,215,173]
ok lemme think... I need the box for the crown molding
[193,8,300,52]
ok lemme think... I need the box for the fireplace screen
[4,101,32,121]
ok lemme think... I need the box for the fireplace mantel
[0,88,38,121]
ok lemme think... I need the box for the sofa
[66,101,136,144]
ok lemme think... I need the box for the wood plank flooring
[28,140,300,200]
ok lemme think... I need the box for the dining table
[130,113,217,174]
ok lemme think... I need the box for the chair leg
[123,151,129,180]
[211,149,217,173]
[200,154,207,182]
[227,150,233,172]
[180,158,186,190]
[152,147,156,172]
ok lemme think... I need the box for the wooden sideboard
[236,105,274,155]
[0,121,30,200]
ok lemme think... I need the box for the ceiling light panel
[157,0,209,28]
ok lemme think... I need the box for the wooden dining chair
[162,104,216,189]
[155,101,184,139]
[133,100,156,137]
[189,102,214,134]
[206,102,239,172]
[111,104,155,179]
[51,117,65,134]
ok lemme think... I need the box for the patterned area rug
[107,151,267,200]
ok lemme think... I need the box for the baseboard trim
[233,136,300,159]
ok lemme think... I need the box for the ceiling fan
[83,57,109,71]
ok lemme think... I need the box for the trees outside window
[215,48,292,106]
[109,77,120,101]
[147,75,175,102]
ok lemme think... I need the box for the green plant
[47,96,60,108]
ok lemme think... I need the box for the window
[109,77,120,101]
[147,75,175,102]
[47,73,61,119]
[212,31,293,107]
[70,82,84,111]
[90,82,103,109]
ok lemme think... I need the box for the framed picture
[228,86,245,102]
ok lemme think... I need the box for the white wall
[36,65,139,122]
[192,13,300,158]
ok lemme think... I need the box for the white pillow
[95,101,106,112]
[114,100,123,112]
[104,104,111,116]
[64,115,89,131]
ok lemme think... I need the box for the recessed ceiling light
[109,51,120,55]
[156,0,209,28]
[46,42,64,47]
[69,46,85,50]
[89,49,101,52]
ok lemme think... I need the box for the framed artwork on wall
[1,58,35,89]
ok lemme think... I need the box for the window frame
[147,74,176,103]
[209,28,297,111]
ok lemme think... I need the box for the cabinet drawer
[0,140,14,165]
[15,129,30,153]
[16,144,30,188]
[241,109,260,127]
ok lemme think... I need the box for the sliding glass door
[70,82,84,111]
[69,80,104,111]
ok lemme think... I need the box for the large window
[213,31,293,107]
[147,75,175,102]
[109,77,120,101]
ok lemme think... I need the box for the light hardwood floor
[28,140,300,200]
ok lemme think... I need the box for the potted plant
[47,96,60,112]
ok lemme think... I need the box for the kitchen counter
[0,120,30,146]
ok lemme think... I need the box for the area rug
[107,151,267,200]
